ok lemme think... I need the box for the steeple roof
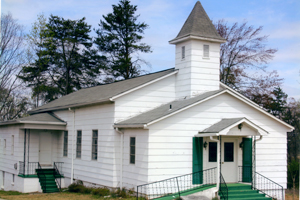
[170,1,225,42]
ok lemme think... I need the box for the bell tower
[169,1,226,99]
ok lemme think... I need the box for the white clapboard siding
[54,103,120,187]
[175,40,220,98]
[114,75,176,123]
[122,129,149,188]
[147,93,289,188]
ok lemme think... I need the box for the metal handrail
[137,167,217,200]
[53,162,63,191]
[253,171,284,200]
[37,162,47,193]
[219,173,228,200]
[18,161,39,176]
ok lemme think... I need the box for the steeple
[169,1,225,43]
[170,1,225,98]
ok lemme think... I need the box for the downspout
[69,108,75,184]
[115,128,124,188]
[210,136,220,190]
[23,129,27,174]
[27,129,30,175]
[253,135,263,188]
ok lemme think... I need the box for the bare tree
[0,13,29,121]
[215,20,282,97]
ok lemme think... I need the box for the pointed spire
[170,1,225,43]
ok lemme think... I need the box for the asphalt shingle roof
[29,68,176,114]
[170,1,225,42]
[115,89,224,127]
[200,118,244,133]
[0,113,66,126]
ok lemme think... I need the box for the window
[4,139,6,154]
[11,135,14,155]
[12,174,15,184]
[91,130,98,160]
[76,130,82,158]
[203,45,209,58]
[63,131,68,157]
[130,137,135,164]
[224,142,234,162]
[181,46,185,59]
[209,142,217,162]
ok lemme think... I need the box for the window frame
[129,137,136,164]
[63,131,68,157]
[76,130,82,159]
[208,142,217,162]
[224,142,234,162]
[11,135,14,155]
[91,130,98,160]
[181,46,185,59]
[203,44,209,58]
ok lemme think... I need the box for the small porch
[15,113,66,192]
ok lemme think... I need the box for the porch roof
[0,113,67,126]
[196,117,268,137]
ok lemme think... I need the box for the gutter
[28,100,112,114]
[169,35,227,44]
[115,128,124,188]
[69,108,75,184]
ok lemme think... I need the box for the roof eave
[113,124,145,128]
[220,82,294,131]
[28,99,113,114]
[169,35,226,44]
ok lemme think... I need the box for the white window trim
[76,130,82,159]
[181,46,185,60]
[63,131,68,157]
[129,137,136,165]
[203,44,210,59]
[11,135,14,155]
[91,130,98,161]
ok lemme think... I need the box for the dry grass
[0,191,136,200]
[285,189,300,200]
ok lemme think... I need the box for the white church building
[0,1,293,199]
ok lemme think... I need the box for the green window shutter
[193,137,203,184]
[242,138,252,182]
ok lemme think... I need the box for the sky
[2,0,300,99]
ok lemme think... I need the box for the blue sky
[2,0,300,99]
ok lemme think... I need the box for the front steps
[36,168,59,193]
[221,183,272,200]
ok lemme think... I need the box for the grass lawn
[285,189,299,200]
[0,191,137,200]
[1,189,299,200]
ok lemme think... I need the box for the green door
[242,138,252,182]
[193,137,203,184]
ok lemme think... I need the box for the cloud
[269,22,300,39]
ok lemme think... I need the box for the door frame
[220,137,238,183]
[39,132,52,165]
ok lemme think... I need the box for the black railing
[219,173,228,200]
[253,172,284,200]
[54,162,64,176]
[37,162,47,193]
[53,162,63,191]
[238,166,252,183]
[137,168,217,200]
[18,161,39,176]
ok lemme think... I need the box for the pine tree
[95,0,151,81]
[19,15,105,103]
